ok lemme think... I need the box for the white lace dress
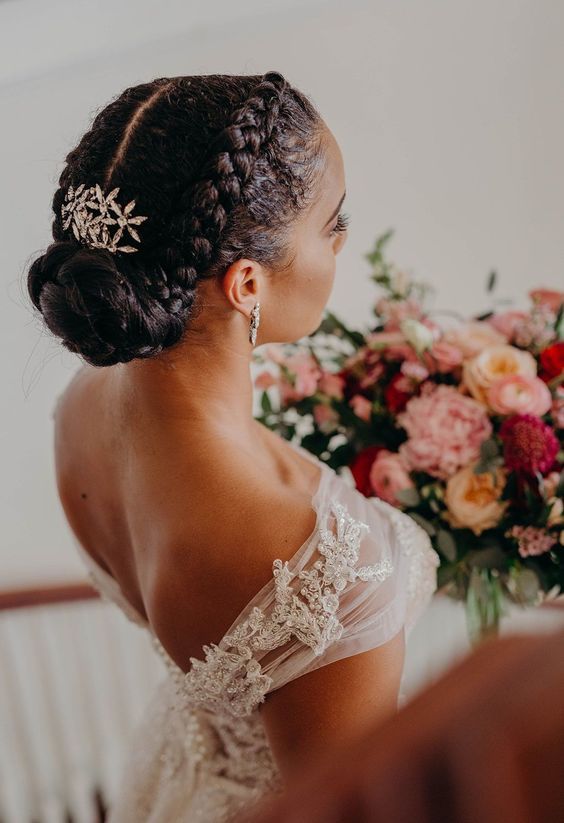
[72,441,440,822]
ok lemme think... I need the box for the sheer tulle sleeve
[189,476,440,717]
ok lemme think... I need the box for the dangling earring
[249,301,260,346]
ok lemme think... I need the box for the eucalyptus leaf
[394,487,422,507]
[486,269,497,293]
[436,529,457,561]
[465,545,507,569]
[511,567,540,605]
[260,390,272,414]
[409,512,437,536]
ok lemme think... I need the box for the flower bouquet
[253,229,564,646]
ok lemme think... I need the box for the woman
[27,71,440,822]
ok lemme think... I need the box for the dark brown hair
[27,71,326,367]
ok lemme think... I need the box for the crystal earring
[249,301,260,346]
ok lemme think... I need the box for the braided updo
[27,72,326,367]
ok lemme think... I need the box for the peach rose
[444,321,507,358]
[368,450,414,507]
[486,374,552,417]
[445,464,507,535]
[463,344,537,405]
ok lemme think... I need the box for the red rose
[384,373,412,413]
[539,342,564,383]
[349,445,384,497]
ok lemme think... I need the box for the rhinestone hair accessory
[61,183,149,254]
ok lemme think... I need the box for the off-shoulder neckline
[73,437,334,632]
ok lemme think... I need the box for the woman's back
[54,365,326,667]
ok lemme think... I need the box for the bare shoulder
[146,452,321,672]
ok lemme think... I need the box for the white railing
[0,587,165,823]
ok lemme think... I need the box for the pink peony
[499,414,559,475]
[368,450,415,507]
[397,384,493,480]
[486,374,553,417]
[350,394,372,422]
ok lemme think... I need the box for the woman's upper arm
[260,624,406,779]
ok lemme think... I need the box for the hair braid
[26,71,326,366]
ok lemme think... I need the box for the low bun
[27,241,197,367]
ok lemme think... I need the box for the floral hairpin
[61,183,149,253]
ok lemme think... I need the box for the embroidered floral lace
[72,443,440,822]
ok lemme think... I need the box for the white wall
[2,0,563,584]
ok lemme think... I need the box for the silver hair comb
[61,183,148,253]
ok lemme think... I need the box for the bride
[28,71,439,821]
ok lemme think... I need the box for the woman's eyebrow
[323,190,346,227]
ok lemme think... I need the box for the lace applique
[181,499,394,718]
[368,496,440,636]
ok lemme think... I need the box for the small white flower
[401,318,435,353]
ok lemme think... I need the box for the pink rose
[428,341,464,374]
[317,371,345,399]
[552,387,564,429]
[278,352,322,403]
[400,361,429,382]
[398,384,493,480]
[368,450,415,507]
[350,394,372,421]
[313,404,340,433]
[488,311,529,341]
[529,289,564,313]
[375,297,423,331]
[486,374,552,417]
[444,321,507,358]
[254,370,277,390]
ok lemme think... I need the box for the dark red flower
[499,414,559,475]
[384,373,412,414]
[349,445,384,497]
[539,341,564,383]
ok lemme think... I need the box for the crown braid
[27,72,325,366]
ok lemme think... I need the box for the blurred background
[1,1,563,820]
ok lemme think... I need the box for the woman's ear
[221,258,262,316]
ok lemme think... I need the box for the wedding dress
[70,438,440,822]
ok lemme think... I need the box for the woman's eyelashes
[330,211,350,236]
